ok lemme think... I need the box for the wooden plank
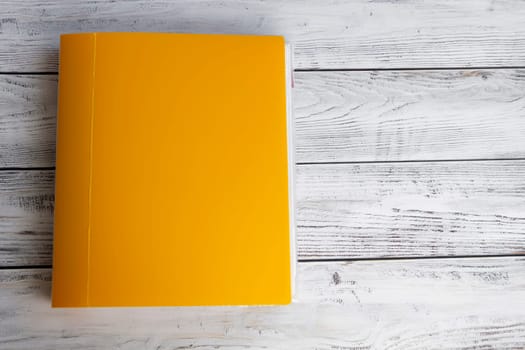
[294,69,525,163]
[297,161,525,259]
[0,75,57,168]
[1,0,525,71]
[3,70,525,168]
[1,258,524,349]
[2,160,525,265]
[0,170,54,266]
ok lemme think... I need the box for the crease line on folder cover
[86,32,97,306]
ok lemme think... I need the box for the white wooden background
[1,1,525,349]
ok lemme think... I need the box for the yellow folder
[52,33,293,307]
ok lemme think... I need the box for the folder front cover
[52,33,293,307]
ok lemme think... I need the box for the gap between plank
[299,253,525,263]
[0,72,58,75]
[0,167,56,171]
[2,255,525,270]
[2,65,525,75]
[3,158,525,173]
[294,66,525,72]
[296,157,525,166]
[0,265,52,270]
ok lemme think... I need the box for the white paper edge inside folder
[285,42,297,301]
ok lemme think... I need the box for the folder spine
[51,33,97,307]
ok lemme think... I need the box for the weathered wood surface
[2,160,525,265]
[1,258,524,349]
[296,161,525,259]
[2,1,525,348]
[0,74,57,168]
[294,69,525,163]
[1,0,525,71]
[0,170,54,266]
[2,70,525,167]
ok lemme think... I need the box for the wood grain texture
[2,70,525,167]
[297,161,525,259]
[2,2,524,348]
[0,170,54,266]
[1,0,525,71]
[2,160,525,265]
[0,74,57,168]
[1,258,524,349]
[294,69,525,163]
